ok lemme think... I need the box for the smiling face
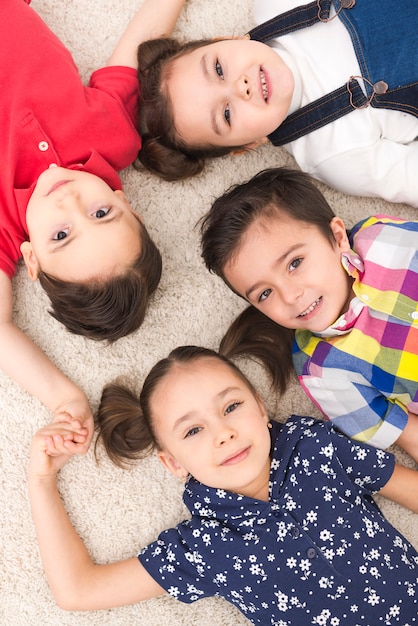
[153,357,271,501]
[165,38,294,149]
[224,213,353,333]
[22,167,142,283]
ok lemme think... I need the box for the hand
[53,394,94,455]
[28,421,89,480]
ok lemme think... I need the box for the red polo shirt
[1,0,141,278]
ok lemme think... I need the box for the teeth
[299,298,321,317]
[260,70,268,101]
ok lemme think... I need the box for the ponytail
[95,383,155,468]
[220,306,295,395]
[136,135,205,181]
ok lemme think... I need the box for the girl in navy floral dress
[29,347,418,624]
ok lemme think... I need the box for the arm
[0,271,93,449]
[394,411,418,465]
[28,423,166,611]
[379,463,418,513]
[108,0,187,68]
[312,139,418,208]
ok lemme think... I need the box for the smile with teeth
[260,69,268,101]
[298,297,322,317]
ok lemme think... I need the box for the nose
[236,74,251,100]
[56,189,83,212]
[214,421,237,447]
[280,281,303,305]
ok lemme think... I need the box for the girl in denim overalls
[137,0,418,206]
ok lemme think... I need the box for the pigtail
[95,383,155,468]
[136,135,205,181]
[219,306,295,395]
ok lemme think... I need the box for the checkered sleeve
[297,367,409,449]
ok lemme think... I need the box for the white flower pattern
[139,417,418,624]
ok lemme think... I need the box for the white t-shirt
[253,0,418,206]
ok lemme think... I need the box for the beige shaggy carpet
[1,1,417,625]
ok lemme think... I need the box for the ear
[229,137,269,156]
[255,393,268,423]
[114,189,143,222]
[157,450,188,480]
[330,216,351,253]
[20,241,40,281]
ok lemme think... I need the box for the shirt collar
[182,422,283,522]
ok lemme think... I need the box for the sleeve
[324,420,396,494]
[138,525,216,604]
[89,65,140,131]
[311,139,418,208]
[297,367,409,450]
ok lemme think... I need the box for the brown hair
[200,167,338,394]
[96,345,258,467]
[38,220,162,342]
[135,37,246,181]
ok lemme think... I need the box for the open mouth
[298,297,322,318]
[260,68,268,101]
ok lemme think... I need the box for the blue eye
[53,229,69,241]
[215,59,223,78]
[289,258,302,272]
[224,104,231,125]
[185,426,201,438]
[258,288,272,303]
[225,401,242,415]
[93,207,111,219]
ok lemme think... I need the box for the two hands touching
[29,397,93,481]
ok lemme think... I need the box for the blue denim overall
[249,0,418,146]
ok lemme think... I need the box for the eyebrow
[200,54,221,137]
[172,385,242,433]
[245,243,304,300]
[52,211,121,253]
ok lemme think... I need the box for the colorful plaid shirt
[292,215,418,449]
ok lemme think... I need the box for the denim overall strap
[248,0,418,146]
[249,0,333,41]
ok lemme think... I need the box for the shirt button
[361,294,370,301]
[49,163,58,168]
[38,141,49,151]
[290,526,300,538]
[410,311,418,320]
[306,547,316,559]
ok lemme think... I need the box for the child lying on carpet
[29,346,418,624]
[0,0,185,443]
[135,0,418,207]
[200,167,418,463]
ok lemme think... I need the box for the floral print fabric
[139,417,418,625]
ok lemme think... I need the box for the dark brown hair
[200,167,337,395]
[96,346,258,467]
[38,220,162,341]
[135,37,246,181]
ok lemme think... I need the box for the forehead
[152,358,249,410]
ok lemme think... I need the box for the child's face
[166,38,294,149]
[224,214,353,333]
[154,358,271,501]
[22,168,142,282]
